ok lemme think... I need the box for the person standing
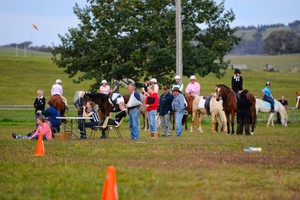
[34,89,46,127]
[236,91,252,135]
[172,75,184,93]
[80,101,99,139]
[172,87,185,137]
[231,69,243,94]
[262,82,275,113]
[185,75,200,96]
[99,80,110,94]
[275,96,288,124]
[126,83,142,140]
[51,79,68,107]
[146,85,159,138]
[141,77,149,95]
[158,86,174,136]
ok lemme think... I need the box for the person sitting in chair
[80,101,99,139]
[98,102,127,139]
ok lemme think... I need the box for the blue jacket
[158,92,174,115]
[172,93,185,112]
[42,106,61,127]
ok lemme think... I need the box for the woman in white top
[99,80,110,94]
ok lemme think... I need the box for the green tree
[52,0,240,91]
[263,30,300,55]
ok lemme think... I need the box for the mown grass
[1,122,300,200]
[1,49,300,199]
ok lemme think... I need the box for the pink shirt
[99,85,110,94]
[31,123,52,140]
[51,84,63,96]
[185,82,200,95]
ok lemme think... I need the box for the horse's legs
[225,112,230,134]
[250,110,256,134]
[212,114,218,132]
[190,110,195,132]
[267,112,274,127]
[197,113,203,133]
[231,112,235,134]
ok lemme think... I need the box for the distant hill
[230,20,300,55]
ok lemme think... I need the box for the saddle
[202,95,212,116]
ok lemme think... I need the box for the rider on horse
[231,69,243,100]
[51,79,68,109]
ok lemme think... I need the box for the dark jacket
[237,94,252,118]
[34,97,46,113]
[158,92,174,115]
[232,76,243,92]
[42,106,61,127]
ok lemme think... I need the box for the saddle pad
[198,99,206,109]
[262,100,277,107]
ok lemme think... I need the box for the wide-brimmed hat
[190,75,196,80]
[172,87,180,91]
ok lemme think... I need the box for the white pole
[175,0,183,77]
[16,44,18,57]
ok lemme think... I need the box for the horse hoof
[250,132,254,135]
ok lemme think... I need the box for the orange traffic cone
[101,166,118,200]
[34,133,45,156]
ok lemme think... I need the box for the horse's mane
[85,92,108,99]
[217,84,231,91]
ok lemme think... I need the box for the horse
[256,98,288,127]
[296,92,300,109]
[190,95,227,133]
[49,95,67,123]
[215,84,256,134]
[79,92,148,129]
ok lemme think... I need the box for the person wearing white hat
[150,78,159,94]
[51,79,68,106]
[185,75,200,96]
[99,79,110,94]
[172,75,184,93]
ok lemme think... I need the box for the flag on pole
[32,24,39,31]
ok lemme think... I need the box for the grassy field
[1,49,300,199]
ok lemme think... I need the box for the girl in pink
[30,116,52,140]
[99,80,111,94]
[12,116,52,140]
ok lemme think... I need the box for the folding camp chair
[106,118,124,139]
[90,117,109,139]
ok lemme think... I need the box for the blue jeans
[175,111,184,136]
[80,121,98,136]
[147,110,157,133]
[129,108,140,139]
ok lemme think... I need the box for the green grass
[1,49,300,199]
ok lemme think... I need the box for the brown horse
[215,84,256,134]
[83,93,112,119]
[49,95,67,123]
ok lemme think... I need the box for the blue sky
[0,0,299,46]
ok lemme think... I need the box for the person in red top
[12,116,52,140]
[145,85,159,138]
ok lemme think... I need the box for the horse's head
[184,94,195,114]
[215,84,231,101]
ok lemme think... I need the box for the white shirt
[51,84,63,96]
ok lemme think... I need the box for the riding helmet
[174,75,181,80]
[56,79,62,84]
[234,69,241,74]
[266,81,271,86]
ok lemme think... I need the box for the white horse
[256,98,288,127]
[191,95,227,133]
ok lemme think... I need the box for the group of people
[232,69,288,135]
[12,80,66,140]
[12,71,289,140]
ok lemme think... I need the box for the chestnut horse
[215,84,256,134]
[49,95,67,123]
